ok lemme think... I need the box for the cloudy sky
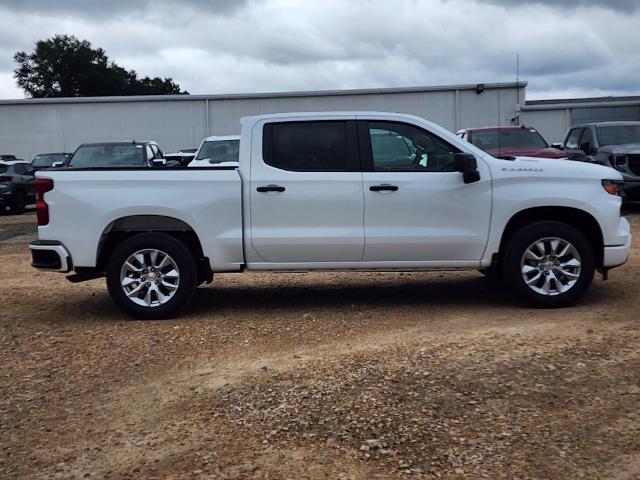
[0,0,638,101]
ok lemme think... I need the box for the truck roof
[201,135,240,142]
[79,141,158,147]
[572,121,640,128]
[240,111,426,123]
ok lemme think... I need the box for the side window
[23,165,35,175]
[263,121,348,171]
[14,164,26,175]
[565,128,583,150]
[151,145,162,158]
[368,121,460,172]
[579,128,594,150]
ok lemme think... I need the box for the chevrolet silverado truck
[29,112,631,319]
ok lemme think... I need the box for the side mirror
[52,161,64,168]
[454,153,480,184]
[580,142,595,155]
[151,158,167,167]
[551,143,564,150]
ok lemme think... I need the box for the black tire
[106,233,197,320]
[502,221,595,308]
[9,191,25,214]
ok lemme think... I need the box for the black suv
[0,162,36,213]
[562,121,640,200]
[67,141,176,168]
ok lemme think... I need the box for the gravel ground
[1,208,639,479]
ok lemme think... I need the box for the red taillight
[36,178,54,226]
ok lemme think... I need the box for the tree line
[14,35,187,97]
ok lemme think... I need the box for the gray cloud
[0,0,638,101]
[477,0,639,11]
[0,0,249,17]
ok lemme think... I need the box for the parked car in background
[0,158,26,165]
[188,135,240,167]
[67,141,175,168]
[560,121,640,201]
[0,154,17,161]
[457,126,567,159]
[0,161,36,213]
[31,152,72,170]
[164,148,197,166]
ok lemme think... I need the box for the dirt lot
[1,208,639,480]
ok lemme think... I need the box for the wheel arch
[96,215,211,283]
[497,206,604,267]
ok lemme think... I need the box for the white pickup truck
[30,112,631,319]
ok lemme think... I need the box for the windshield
[196,139,240,162]
[69,144,145,167]
[32,153,68,167]
[471,129,547,152]
[596,125,640,146]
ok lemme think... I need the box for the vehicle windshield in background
[597,125,640,146]
[196,140,240,163]
[471,129,547,151]
[69,144,145,167]
[32,153,68,168]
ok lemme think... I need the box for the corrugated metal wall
[520,101,640,144]
[0,83,525,161]
[519,109,570,144]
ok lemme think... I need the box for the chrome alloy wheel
[520,237,582,296]
[119,249,180,307]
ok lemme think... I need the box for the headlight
[602,179,624,197]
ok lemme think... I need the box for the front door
[248,119,365,264]
[360,120,492,264]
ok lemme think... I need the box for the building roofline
[0,81,527,106]
[524,95,640,110]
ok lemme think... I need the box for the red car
[457,126,567,159]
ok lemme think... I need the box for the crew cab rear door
[246,118,364,264]
[359,119,492,264]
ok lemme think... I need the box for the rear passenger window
[264,121,347,171]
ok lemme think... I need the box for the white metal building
[519,95,640,143]
[1,81,638,160]
[0,82,525,160]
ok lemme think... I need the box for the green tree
[14,35,187,97]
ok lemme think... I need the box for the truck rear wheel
[502,221,595,308]
[106,233,197,319]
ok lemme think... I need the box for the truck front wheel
[502,222,595,308]
[106,233,197,319]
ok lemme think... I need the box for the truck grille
[628,154,640,176]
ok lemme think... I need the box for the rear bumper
[602,217,631,268]
[29,240,72,272]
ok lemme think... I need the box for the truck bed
[36,167,244,271]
